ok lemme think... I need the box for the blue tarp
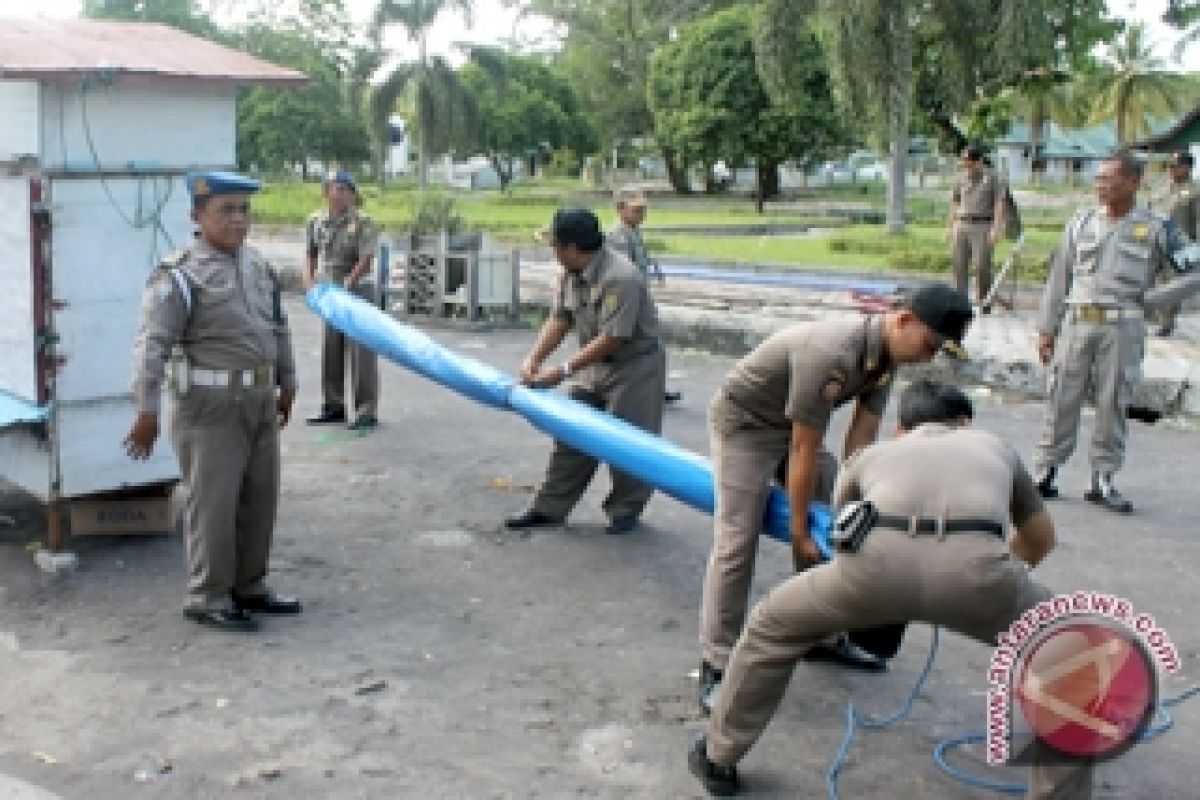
[0,390,49,429]
[305,284,832,557]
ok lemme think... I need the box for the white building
[0,18,304,547]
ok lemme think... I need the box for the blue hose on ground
[304,285,832,555]
[827,623,1199,798]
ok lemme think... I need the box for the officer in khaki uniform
[697,284,974,714]
[949,146,1007,305]
[505,208,666,536]
[1033,150,1199,513]
[689,380,1089,799]
[125,171,300,632]
[607,187,680,404]
[1146,150,1200,335]
[304,169,381,431]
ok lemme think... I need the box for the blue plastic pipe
[305,284,832,556]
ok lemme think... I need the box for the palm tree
[1087,23,1185,145]
[369,0,477,188]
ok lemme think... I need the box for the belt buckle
[1078,306,1103,323]
[254,366,271,386]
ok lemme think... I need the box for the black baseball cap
[901,283,973,358]
[551,208,604,251]
[1171,150,1194,168]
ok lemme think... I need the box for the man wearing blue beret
[125,171,301,632]
[303,169,382,431]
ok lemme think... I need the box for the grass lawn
[252,179,1064,280]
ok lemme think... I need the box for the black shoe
[699,660,723,717]
[232,592,303,615]
[1156,324,1175,337]
[504,509,564,530]
[183,606,258,632]
[605,516,638,535]
[1084,473,1132,513]
[348,414,378,431]
[802,634,888,672]
[306,405,347,425]
[665,391,683,404]
[688,734,739,796]
[1035,466,1059,499]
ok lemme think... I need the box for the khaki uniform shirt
[607,221,651,276]
[1153,181,1200,240]
[951,169,1005,221]
[551,246,661,380]
[131,239,297,414]
[833,423,1043,533]
[306,207,380,281]
[716,316,893,432]
[1036,207,1179,334]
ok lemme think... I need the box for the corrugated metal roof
[0,19,307,85]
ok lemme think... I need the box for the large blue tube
[305,284,832,557]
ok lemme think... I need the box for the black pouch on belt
[831,500,878,553]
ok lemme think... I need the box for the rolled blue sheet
[306,284,832,557]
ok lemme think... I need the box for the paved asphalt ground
[0,297,1196,799]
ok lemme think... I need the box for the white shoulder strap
[167,267,193,315]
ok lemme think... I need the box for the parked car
[816,161,852,184]
[855,160,889,181]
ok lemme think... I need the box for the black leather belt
[875,515,1004,538]
[603,341,661,365]
[956,215,994,223]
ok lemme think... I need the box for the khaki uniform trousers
[321,281,379,416]
[170,384,279,611]
[531,348,666,521]
[707,529,1092,799]
[1035,316,1144,475]
[951,221,995,302]
[700,399,837,670]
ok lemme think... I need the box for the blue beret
[324,169,358,192]
[186,171,261,199]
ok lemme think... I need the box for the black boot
[1035,466,1059,499]
[306,404,347,425]
[688,734,739,796]
[1084,472,1132,513]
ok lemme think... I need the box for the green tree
[1087,23,1186,145]
[459,50,597,191]
[648,6,840,210]
[756,0,1116,232]
[82,0,219,37]
[525,0,739,192]
[370,0,478,188]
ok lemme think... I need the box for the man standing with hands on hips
[304,169,381,432]
[125,171,300,632]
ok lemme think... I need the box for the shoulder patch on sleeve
[820,370,846,405]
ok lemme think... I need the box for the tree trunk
[1031,102,1045,186]
[885,0,912,235]
[417,29,429,191]
[663,147,691,194]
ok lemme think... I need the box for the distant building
[996,118,1178,184]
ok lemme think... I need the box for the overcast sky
[4,0,1197,69]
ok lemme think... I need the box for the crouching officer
[125,171,301,632]
[689,380,1090,799]
[505,208,666,536]
[697,283,974,715]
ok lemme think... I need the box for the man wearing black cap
[1147,150,1199,335]
[688,380,1090,800]
[696,283,973,715]
[505,208,667,535]
[304,169,382,431]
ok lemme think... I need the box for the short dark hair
[1172,150,1195,168]
[898,379,974,429]
[963,146,985,162]
[192,195,212,212]
[1106,148,1144,180]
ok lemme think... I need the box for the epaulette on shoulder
[157,249,189,270]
